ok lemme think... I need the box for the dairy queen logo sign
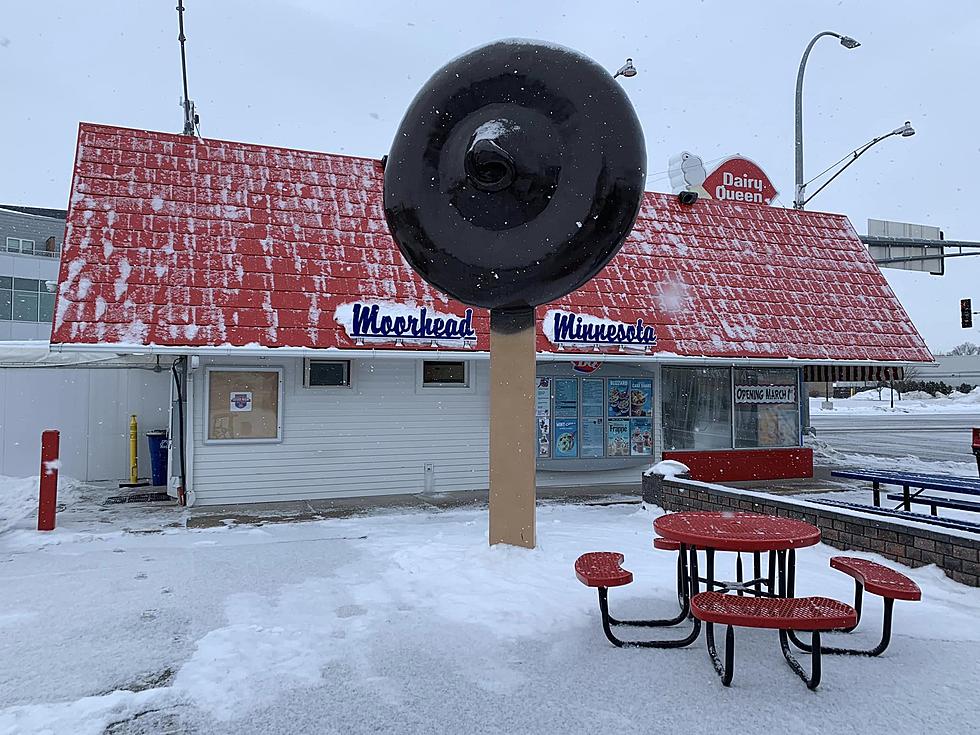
[669,153,778,205]
[571,361,601,374]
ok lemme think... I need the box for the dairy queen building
[49,124,933,506]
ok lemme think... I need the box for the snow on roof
[50,123,932,363]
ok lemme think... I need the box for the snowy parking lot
[2,493,980,735]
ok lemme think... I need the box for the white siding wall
[190,357,492,505]
[0,366,170,480]
[189,357,647,506]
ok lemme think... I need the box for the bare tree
[949,342,980,356]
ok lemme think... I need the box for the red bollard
[973,428,980,478]
[37,430,60,532]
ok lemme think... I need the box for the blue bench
[884,492,980,516]
[831,469,980,511]
[811,498,980,534]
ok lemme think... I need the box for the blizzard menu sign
[544,309,657,349]
[735,385,797,404]
[335,302,476,345]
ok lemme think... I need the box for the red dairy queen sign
[669,152,778,206]
[702,156,778,205]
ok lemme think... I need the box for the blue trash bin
[146,430,169,487]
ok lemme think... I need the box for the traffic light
[962,298,974,329]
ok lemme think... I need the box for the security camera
[44,280,58,293]
[677,190,698,206]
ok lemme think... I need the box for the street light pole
[794,31,861,209]
[798,122,915,208]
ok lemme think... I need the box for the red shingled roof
[51,123,931,363]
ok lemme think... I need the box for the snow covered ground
[2,484,980,734]
[811,386,980,414]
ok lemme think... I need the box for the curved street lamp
[614,58,637,79]
[798,121,915,208]
[794,31,861,209]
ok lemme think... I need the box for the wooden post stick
[488,308,537,548]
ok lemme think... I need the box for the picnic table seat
[811,498,980,533]
[785,556,922,658]
[885,492,980,516]
[574,552,633,588]
[574,551,700,649]
[690,591,857,690]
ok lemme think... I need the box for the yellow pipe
[129,414,138,484]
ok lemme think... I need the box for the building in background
[0,205,65,340]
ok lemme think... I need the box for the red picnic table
[575,511,822,650]
[576,511,921,689]
[654,511,821,599]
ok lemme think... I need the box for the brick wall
[643,472,980,587]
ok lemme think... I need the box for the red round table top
[653,512,820,552]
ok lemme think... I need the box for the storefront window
[206,368,283,442]
[733,368,800,448]
[662,367,732,450]
[536,374,653,460]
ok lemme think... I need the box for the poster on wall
[630,379,653,417]
[554,418,578,458]
[537,416,551,457]
[607,419,630,457]
[734,384,797,404]
[608,379,631,418]
[582,379,604,417]
[581,417,604,458]
[230,391,253,412]
[630,418,653,456]
[536,378,551,457]
[757,405,797,446]
[555,379,579,418]
[536,378,552,417]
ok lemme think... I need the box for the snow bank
[0,474,83,534]
[643,459,690,477]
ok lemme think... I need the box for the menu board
[607,419,630,457]
[581,417,604,458]
[630,379,653,417]
[582,379,604,417]
[536,378,551,457]
[555,379,579,418]
[554,418,578,458]
[630,418,653,456]
[608,379,631,418]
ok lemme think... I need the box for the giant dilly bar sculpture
[384,40,646,547]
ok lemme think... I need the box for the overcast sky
[2,1,978,352]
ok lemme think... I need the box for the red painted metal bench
[574,552,633,588]
[788,557,921,657]
[690,591,857,690]
[574,551,700,648]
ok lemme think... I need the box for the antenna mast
[176,1,199,136]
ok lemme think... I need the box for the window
[13,290,38,321]
[0,287,11,321]
[5,237,35,254]
[38,292,55,323]
[1,277,52,322]
[536,375,654,460]
[304,359,351,387]
[205,368,283,443]
[733,368,800,448]
[421,360,468,387]
[662,367,732,450]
